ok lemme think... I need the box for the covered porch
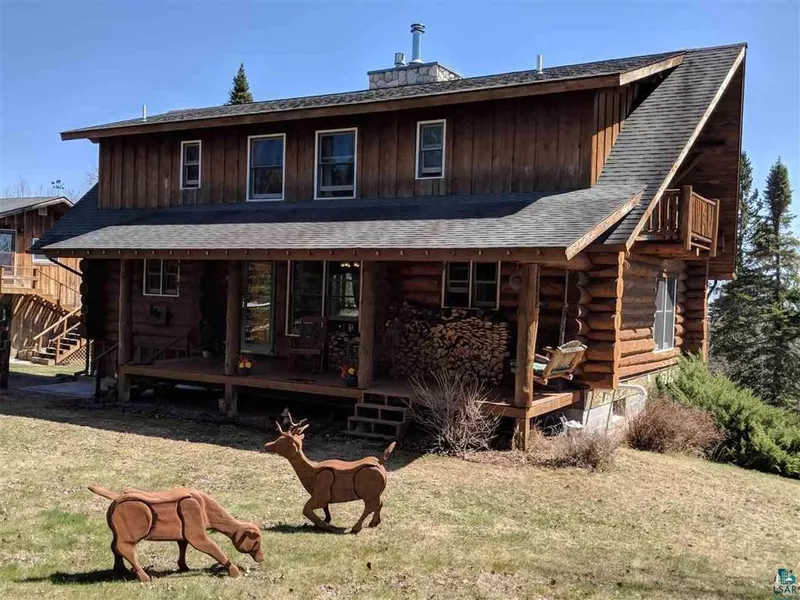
[106,254,585,448]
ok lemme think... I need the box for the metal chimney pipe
[394,52,406,67]
[142,104,147,121]
[536,54,544,74]
[410,23,425,63]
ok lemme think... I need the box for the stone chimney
[368,23,462,90]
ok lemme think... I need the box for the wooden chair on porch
[287,316,327,374]
[534,340,587,388]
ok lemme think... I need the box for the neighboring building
[0,196,85,364]
[36,25,745,447]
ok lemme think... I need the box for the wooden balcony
[639,186,720,256]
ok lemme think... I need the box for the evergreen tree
[227,64,254,105]
[711,158,800,409]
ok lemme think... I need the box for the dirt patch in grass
[0,394,798,599]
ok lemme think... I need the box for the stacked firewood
[384,303,511,384]
[328,330,359,371]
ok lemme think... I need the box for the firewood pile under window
[384,302,511,384]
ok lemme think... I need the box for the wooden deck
[119,356,583,417]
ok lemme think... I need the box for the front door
[241,261,275,355]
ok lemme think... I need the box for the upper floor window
[654,276,677,351]
[248,134,285,201]
[30,237,48,264]
[144,259,180,297]
[316,129,357,199]
[416,120,445,179]
[442,262,500,309]
[180,141,201,189]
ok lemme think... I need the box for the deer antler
[274,420,284,434]
[285,410,308,430]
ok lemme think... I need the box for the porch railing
[0,264,80,307]
[640,186,720,256]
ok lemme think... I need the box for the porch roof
[35,184,643,259]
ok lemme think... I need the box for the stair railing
[32,305,82,355]
[35,268,81,308]
[144,326,197,365]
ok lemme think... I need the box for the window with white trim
[180,141,201,189]
[316,129,357,199]
[248,134,285,200]
[416,120,445,179]
[31,237,48,264]
[654,276,677,351]
[443,262,500,309]
[143,259,180,297]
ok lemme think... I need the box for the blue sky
[1,0,798,215]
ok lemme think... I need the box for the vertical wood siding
[96,91,599,208]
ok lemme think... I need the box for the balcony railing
[640,186,720,256]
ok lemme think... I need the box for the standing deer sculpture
[264,413,395,533]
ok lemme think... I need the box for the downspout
[47,256,82,278]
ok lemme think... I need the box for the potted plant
[340,365,358,387]
[237,354,253,376]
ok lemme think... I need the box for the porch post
[223,260,242,416]
[358,260,376,389]
[513,263,540,450]
[117,259,132,402]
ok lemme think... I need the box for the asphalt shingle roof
[36,184,642,254]
[0,196,72,219]
[62,51,682,136]
[597,44,745,244]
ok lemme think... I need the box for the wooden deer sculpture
[264,413,395,533]
[89,485,264,582]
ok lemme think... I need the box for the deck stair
[346,392,412,440]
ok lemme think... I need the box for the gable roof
[596,43,746,246]
[61,51,684,140]
[0,196,73,219]
[35,184,643,260]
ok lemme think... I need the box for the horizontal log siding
[97,92,597,208]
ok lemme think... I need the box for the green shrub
[658,356,800,479]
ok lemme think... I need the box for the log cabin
[0,196,85,366]
[35,25,745,448]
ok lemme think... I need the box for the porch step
[355,403,407,421]
[345,391,413,441]
[362,392,408,407]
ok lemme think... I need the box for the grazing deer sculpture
[264,413,395,533]
[88,485,263,582]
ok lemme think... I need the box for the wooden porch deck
[119,356,582,418]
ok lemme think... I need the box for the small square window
[416,121,445,179]
[180,141,201,189]
[443,261,499,309]
[144,259,180,297]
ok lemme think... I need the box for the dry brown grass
[1,394,798,599]
[626,396,723,456]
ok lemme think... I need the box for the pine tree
[711,158,800,409]
[751,159,800,408]
[227,63,254,105]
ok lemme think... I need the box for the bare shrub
[626,395,722,457]
[545,431,620,471]
[408,369,501,455]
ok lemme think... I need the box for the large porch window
[443,262,500,309]
[286,261,360,333]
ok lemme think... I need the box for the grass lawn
[9,361,79,378]
[0,395,797,599]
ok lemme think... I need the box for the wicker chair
[533,340,587,387]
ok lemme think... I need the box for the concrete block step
[355,404,407,422]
